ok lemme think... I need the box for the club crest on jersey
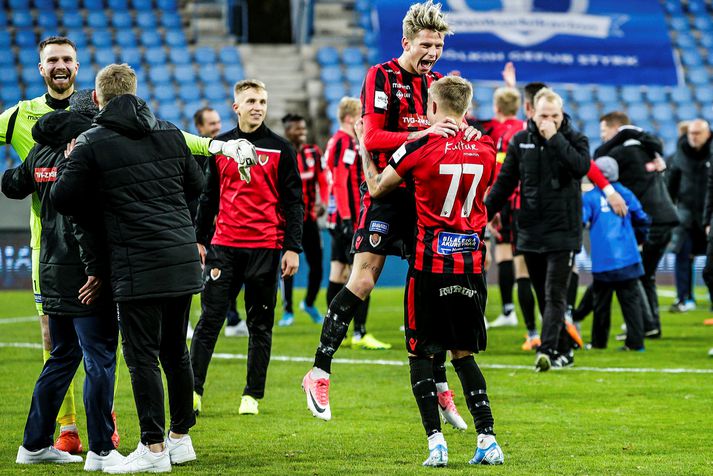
[369,233,382,248]
[369,221,390,234]
[437,231,481,255]
[258,154,270,166]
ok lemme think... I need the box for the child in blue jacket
[583,157,651,351]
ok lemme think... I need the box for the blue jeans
[23,312,118,453]
[674,232,695,302]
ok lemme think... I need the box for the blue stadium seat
[693,16,712,31]
[702,106,713,123]
[116,30,137,48]
[18,48,37,65]
[174,64,196,82]
[76,49,92,65]
[700,33,713,49]
[145,47,167,65]
[345,66,366,85]
[15,29,37,48]
[204,85,227,102]
[212,103,232,121]
[0,51,15,67]
[183,101,205,118]
[652,104,673,122]
[157,103,182,123]
[358,12,371,30]
[75,65,96,89]
[223,64,243,82]
[583,121,600,138]
[600,100,621,114]
[645,86,666,104]
[620,86,643,103]
[681,51,702,67]
[627,104,649,124]
[577,104,599,122]
[93,30,113,48]
[342,47,364,66]
[9,0,31,8]
[0,32,10,48]
[165,31,187,47]
[695,87,713,102]
[153,86,176,102]
[349,84,361,98]
[84,0,105,9]
[133,67,146,84]
[595,86,617,103]
[367,48,380,65]
[119,48,142,67]
[66,29,88,47]
[12,11,34,29]
[87,11,108,28]
[132,0,153,10]
[675,34,695,49]
[62,12,83,28]
[671,87,693,103]
[35,0,55,8]
[0,11,6,27]
[136,12,157,29]
[201,64,221,82]
[320,66,343,83]
[193,47,217,65]
[364,31,378,48]
[107,0,128,9]
[157,0,178,10]
[219,46,240,65]
[26,84,48,98]
[316,47,340,66]
[169,48,191,65]
[178,84,201,102]
[473,86,494,105]
[9,147,21,166]
[324,83,346,103]
[355,0,371,13]
[669,17,688,32]
[37,12,58,29]
[161,13,182,28]
[326,101,340,122]
[58,0,80,10]
[688,68,709,87]
[572,86,594,103]
[149,66,172,85]
[676,104,699,121]
[141,31,162,48]
[0,86,22,105]
[94,48,116,65]
[112,12,133,29]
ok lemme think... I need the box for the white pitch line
[3,343,712,375]
[0,316,39,324]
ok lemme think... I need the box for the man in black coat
[666,119,713,312]
[3,105,122,469]
[485,88,590,372]
[51,64,205,473]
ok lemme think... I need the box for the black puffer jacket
[486,115,591,253]
[666,134,713,228]
[51,95,204,301]
[2,110,110,316]
[594,126,678,227]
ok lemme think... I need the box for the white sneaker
[84,450,124,471]
[166,435,196,465]
[186,322,194,340]
[16,445,83,464]
[488,311,518,328]
[103,442,170,474]
[224,320,249,337]
[437,390,467,430]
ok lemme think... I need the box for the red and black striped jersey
[389,131,497,274]
[296,143,329,222]
[324,129,362,228]
[480,117,525,209]
[361,58,442,171]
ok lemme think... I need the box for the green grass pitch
[1,286,712,475]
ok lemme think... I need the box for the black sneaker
[669,301,686,313]
[534,352,551,372]
[551,350,575,369]
[618,345,645,352]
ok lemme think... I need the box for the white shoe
[224,320,249,337]
[423,433,448,467]
[166,435,196,465]
[16,445,83,464]
[488,311,518,328]
[186,322,194,340]
[437,390,467,430]
[103,442,170,474]
[708,348,713,357]
[84,450,124,471]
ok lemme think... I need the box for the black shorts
[510,208,522,256]
[353,183,415,257]
[495,201,514,245]
[329,223,354,265]
[403,268,488,356]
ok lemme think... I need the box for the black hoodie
[666,134,713,228]
[51,95,205,301]
[2,110,110,316]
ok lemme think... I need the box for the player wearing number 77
[357,76,504,467]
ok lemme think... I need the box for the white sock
[427,432,446,450]
[168,435,183,443]
[478,434,496,449]
[311,367,330,380]
[60,424,78,433]
[435,382,449,393]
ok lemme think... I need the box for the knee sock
[314,287,363,373]
[432,351,448,389]
[498,260,515,313]
[567,272,579,312]
[326,281,343,308]
[353,296,370,338]
[452,355,494,435]
[409,356,441,437]
[44,348,77,427]
[517,277,537,333]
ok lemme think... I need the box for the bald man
[667,119,713,312]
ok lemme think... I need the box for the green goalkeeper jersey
[0,93,212,249]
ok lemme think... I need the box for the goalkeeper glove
[209,139,258,183]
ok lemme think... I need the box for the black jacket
[594,126,678,227]
[704,154,713,229]
[196,123,303,252]
[667,134,713,228]
[2,110,110,316]
[485,115,591,253]
[51,95,205,301]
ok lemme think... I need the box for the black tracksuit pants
[591,278,644,350]
[703,237,713,304]
[523,250,574,356]
[191,246,280,399]
[283,219,322,311]
[118,294,195,445]
[640,225,672,332]
[23,312,118,453]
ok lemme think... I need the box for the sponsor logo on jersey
[519,143,536,149]
[369,221,390,234]
[374,91,388,109]
[439,285,477,298]
[401,114,430,128]
[342,149,356,165]
[34,167,57,182]
[444,141,480,153]
[437,231,481,255]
